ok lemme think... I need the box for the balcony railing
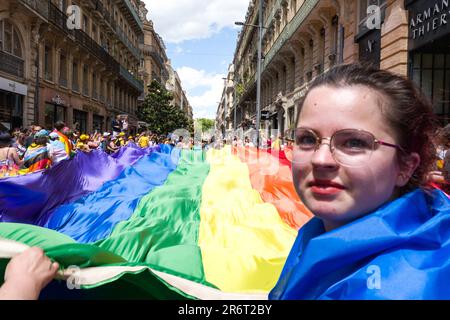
[46,3,142,93]
[19,0,49,19]
[93,0,117,31]
[115,24,141,60]
[119,65,144,93]
[0,51,24,78]
[48,2,119,71]
[141,44,165,68]
[119,0,143,31]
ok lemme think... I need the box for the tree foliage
[195,118,215,132]
[137,80,193,134]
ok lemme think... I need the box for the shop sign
[407,0,449,49]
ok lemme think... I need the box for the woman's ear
[396,152,421,187]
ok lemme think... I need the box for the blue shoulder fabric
[269,188,450,300]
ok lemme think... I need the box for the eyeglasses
[287,128,406,167]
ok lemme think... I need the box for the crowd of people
[0,119,192,178]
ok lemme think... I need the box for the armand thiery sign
[406,0,450,49]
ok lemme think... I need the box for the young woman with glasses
[270,63,450,299]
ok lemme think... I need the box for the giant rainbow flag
[0,143,311,299]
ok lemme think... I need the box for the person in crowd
[122,116,129,136]
[47,132,70,165]
[426,124,450,193]
[138,132,150,148]
[270,63,450,300]
[107,136,119,154]
[23,130,52,172]
[111,115,122,137]
[244,136,255,147]
[267,135,273,149]
[0,247,59,300]
[126,136,134,145]
[271,135,281,150]
[52,121,73,158]
[76,134,91,152]
[24,125,41,148]
[176,136,185,149]
[0,133,23,177]
[116,132,126,147]
[12,132,27,159]
[87,134,99,150]
[100,132,110,152]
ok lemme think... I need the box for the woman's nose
[311,142,338,168]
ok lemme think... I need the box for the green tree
[195,118,215,132]
[137,80,193,135]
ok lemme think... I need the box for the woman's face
[293,85,419,231]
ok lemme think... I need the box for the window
[13,29,21,57]
[0,90,23,130]
[73,109,87,133]
[99,78,104,101]
[57,0,66,12]
[412,53,450,124]
[59,52,67,87]
[92,73,97,99]
[92,24,97,42]
[83,15,88,32]
[0,21,3,50]
[4,21,12,53]
[288,107,295,129]
[44,45,52,81]
[72,60,79,92]
[93,115,104,132]
[45,103,66,130]
[0,20,23,58]
[83,64,89,95]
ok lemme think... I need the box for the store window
[0,90,23,131]
[44,103,66,130]
[93,115,104,132]
[73,109,87,133]
[412,53,450,124]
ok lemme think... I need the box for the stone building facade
[0,0,144,133]
[138,2,193,122]
[227,0,450,135]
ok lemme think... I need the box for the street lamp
[234,0,264,148]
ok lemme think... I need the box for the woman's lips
[308,180,346,195]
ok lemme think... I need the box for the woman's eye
[343,139,369,149]
[297,135,316,146]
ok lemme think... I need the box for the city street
[0,0,449,304]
